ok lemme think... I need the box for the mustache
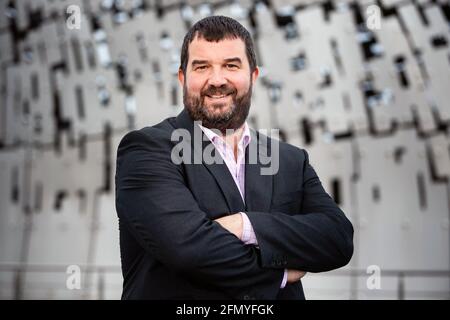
[201,85,236,97]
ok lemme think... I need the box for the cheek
[186,77,206,94]
[233,79,251,94]
[229,73,251,91]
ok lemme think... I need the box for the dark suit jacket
[115,109,354,300]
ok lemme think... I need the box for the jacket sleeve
[245,149,354,273]
[115,129,284,299]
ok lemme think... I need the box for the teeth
[208,94,228,98]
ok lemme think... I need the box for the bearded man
[115,15,353,300]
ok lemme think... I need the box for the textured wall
[0,0,449,299]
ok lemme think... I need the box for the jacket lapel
[244,129,273,212]
[174,109,245,213]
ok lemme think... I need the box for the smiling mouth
[205,93,232,99]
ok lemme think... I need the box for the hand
[214,213,243,240]
[287,269,307,284]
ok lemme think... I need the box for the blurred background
[0,0,449,300]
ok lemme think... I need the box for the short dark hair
[179,15,257,75]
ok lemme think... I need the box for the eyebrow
[191,59,209,66]
[224,57,242,65]
[191,57,243,67]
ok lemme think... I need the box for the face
[178,35,259,134]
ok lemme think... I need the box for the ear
[178,68,185,87]
[251,66,259,83]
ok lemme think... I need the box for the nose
[207,68,227,87]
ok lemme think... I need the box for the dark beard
[183,80,252,135]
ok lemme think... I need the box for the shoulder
[117,116,177,152]
[255,129,307,164]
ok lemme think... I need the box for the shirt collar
[199,122,251,149]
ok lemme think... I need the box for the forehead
[188,36,247,63]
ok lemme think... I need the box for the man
[115,15,353,300]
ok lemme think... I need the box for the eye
[226,64,238,69]
[196,65,207,71]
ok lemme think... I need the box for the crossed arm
[214,213,306,284]
[116,130,284,299]
[116,130,353,299]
